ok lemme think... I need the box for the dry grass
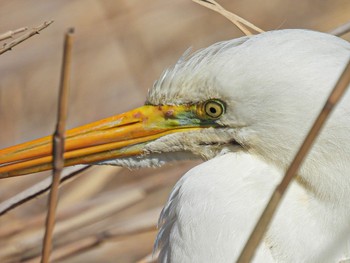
[0,21,53,55]
[193,0,264,35]
[41,28,74,263]
[0,1,349,262]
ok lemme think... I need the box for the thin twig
[0,170,179,246]
[0,191,150,261]
[59,166,120,206]
[0,166,90,216]
[237,58,350,262]
[0,27,28,41]
[0,21,53,55]
[0,170,179,261]
[22,208,159,263]
[192,0,264,36]
[41,28,74,263]
[29,237,101,263]
[329,20,350,37]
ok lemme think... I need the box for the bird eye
[201,99,225,119]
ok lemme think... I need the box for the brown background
[0,1,349,262]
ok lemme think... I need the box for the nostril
[165,110,174,118]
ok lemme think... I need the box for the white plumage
[156,153,278,262]
[2,29,350,262]
[156,152,350,262]
[145,29,350,262]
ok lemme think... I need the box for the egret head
[1,29,349,177]
[144,29,350,170]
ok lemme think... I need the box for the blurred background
[0,0,349,262]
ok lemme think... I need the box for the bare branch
[0,27,28,41]
[19,207,161,262]
[41,28,74,263]
[32,237,100,263]
[237,58,350,262]
[0,166,90,216]
[192,0,264,36]
[329,20,350,37]
[0,21,53,55]
[59,166,121,206]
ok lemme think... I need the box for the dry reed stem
[26,236,100,263]
[1,192,154,261]
[0,186,147,260]
[195,3,350,261]
[46,209,159,262]
[27,190,144,259]
[0,27,28,41]
[192,0,264,36]
[0,154,177,218]
[0,168,178,261]
[41,28,74,263]
[56,208,158,257]
[3,5,347,263]
[0,166,89,216]
[329,20,350,36]
[0,21,53,55]
[50,189,145,240]
[237,58,350,262]
[26,227,158,263]
[104,207,160,239]
[59,166,121,206]
[0,183,100,238]
[0,165,176,243]
[0,174,174,245]
[1,0,341,218]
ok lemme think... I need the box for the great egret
[0,29,350,262]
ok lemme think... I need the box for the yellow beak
[0,104,217,178]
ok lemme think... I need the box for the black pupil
[209,107,217,114]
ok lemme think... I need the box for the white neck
[155,152,350,262]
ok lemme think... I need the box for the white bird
[155,152,278,262]
[0,29,350,262]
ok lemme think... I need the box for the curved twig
[0,21,53,55]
